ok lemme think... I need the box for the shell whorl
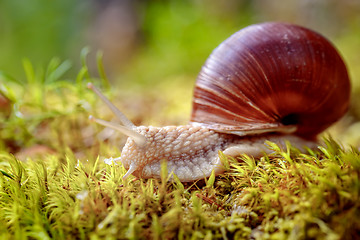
[191,22,351,139]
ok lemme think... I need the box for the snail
[88,22,350,182]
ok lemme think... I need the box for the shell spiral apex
[191,22,351,139]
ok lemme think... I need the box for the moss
[0,137,359,239]
[0,59,359,239]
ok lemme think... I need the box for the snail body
[119,126,316,181]
[89,22,350,182]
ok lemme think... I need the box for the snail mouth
[280,113,299,126]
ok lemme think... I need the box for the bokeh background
[1,0,360,149]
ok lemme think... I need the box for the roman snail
[88,22,350,182]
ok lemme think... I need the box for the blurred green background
[1,0,360,147]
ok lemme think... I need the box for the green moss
[0,136,359,239]
[0,60,359,239]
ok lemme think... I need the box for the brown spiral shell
[190,22,351,140]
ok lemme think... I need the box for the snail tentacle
[123,163,138,179]
[87,82,136,129]
[89,115,147,147]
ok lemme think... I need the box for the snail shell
[191,22,350,139]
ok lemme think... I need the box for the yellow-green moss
[0,58,359,239]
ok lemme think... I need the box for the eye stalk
[87,82,135,128]
[87,83,147,147]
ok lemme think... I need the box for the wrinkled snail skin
[120,125,318,182]
[89,22,351,182]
